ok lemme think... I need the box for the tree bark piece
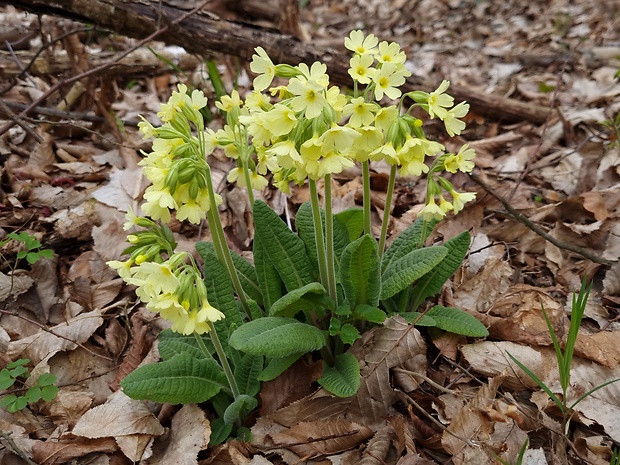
[3,0,552,124]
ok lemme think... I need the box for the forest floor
[1,0,620,464]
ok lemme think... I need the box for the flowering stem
[204,165,253,320]
[241,160,255,206]
[202,325,240,399]
[378,164,397,257]
[308,178,328,290]
[239,143,255,205]
[362,160,372,236]
[324,174,338,303]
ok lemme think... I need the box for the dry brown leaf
[483,284,564,346]
[359,423,394,465]
[31,437,117,465]
[72,390,165,439]
[50,200,99,240]
[45,387,95,429]
[115,434,154,462]
[259,357,322,417]
[452,258,514,312]
[0,270,33,301]
[6,309,104,364]
[29,255,61,320]
[148,404,210,465]
[268,420,372,458]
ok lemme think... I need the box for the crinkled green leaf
[253,232,284,311]
[335,208,364,241]
[254,200,314,291]
[340,234,381,308]
[410,231,471,309]
[296,202,352,277]
[397,312,436,326]
[196,241,263,305]
[381,218,439,273]
[229,317,327,358]
[201,248,244,327]
[121,352,227,404]
[223,394,258,425]
[158,329,211,361]
[381,246,448,300]
[269,282,326,317]
[234,354,263,397]
[426,305,489,337]
[209,418,233,446]
[36,373,56,387]
[338,323,361,345]
[318,353,360,397]
[353,304,387,324]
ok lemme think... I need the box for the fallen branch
[2,0,552,125]
[0,0,209,137]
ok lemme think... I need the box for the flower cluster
[211,31,476,220]
[137,84,222,225]
[107,211,224,334]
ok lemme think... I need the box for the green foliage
[381,246,448,300]
[317,353,360,397]
[0,232,54,267]
[0,359,58,413]
[410,231,471,309]
[121,352,228,403]
[254,200,314,291]
[426,306,488,337]
[339,235,381,308]
[229,317,327,358]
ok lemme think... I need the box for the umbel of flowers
[108,30,481,435]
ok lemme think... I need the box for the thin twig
[0,98,43,143]
[2,100,138,126]
[0,0,210,138]
[469,171,616,266]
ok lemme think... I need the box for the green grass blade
[507,351,565,413]
[569,377,620,410]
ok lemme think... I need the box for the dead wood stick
[469,172,616,266]
[0,0,209,138]
[0,98,43,142]
[2,0,552,125]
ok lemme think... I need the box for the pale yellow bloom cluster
[138,84,222,225]
[107,212,224,335]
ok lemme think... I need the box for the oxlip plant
[108,30,488,443]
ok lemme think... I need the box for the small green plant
[0,359,58,413]
[508,278,620,434]
[611,446,620,465]
[0,232,54,266]
[110,31,487,443]
[600,111,620,150]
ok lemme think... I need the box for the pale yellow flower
[418,198,446,221]
[451,190,476,214]
[371,63,407,101]
[443,102,469,136]
[444,144,476,173]
[427,80,454,120]
[376,41,406,65]
[250,47,276,92]
[348,53,374,84]
[344,30,378,56]
[343,97,376,128]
